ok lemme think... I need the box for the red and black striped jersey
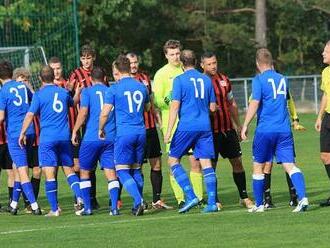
[0,122,7,145]
[69,67,92,89]
[134,72,156,129]
[211,72,234,133]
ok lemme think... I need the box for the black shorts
[0,143,12,170]
[213,129,242,162]
[27,146,39,168]
[144,128,162,160]
[320,113,330,152]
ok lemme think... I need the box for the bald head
[180,49,197,68]
[40,65,55,83]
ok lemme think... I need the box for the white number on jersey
[10,85,28,106]
[53,93,63,113]
[95,91,104,110]
[268,78,287,99]
[124,90,143,113]
[190,78,205,99]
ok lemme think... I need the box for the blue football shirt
[252,69,291,133]
[172,69,216,131]
[80,83,115,141]
[0,80,35,138]
[29,84,72,142]
[105,77,149,136]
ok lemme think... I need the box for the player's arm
[153,71,166,109]
[72,107,88,146]
[164,100,180,144]
[19,112,35,148]
[287,92,305,131]
[0,110,4,123]
[315,93,327,132]
[99,103,113,139]
[229,97,241,130]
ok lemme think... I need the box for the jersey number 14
[268,78,287,99]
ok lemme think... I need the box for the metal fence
[230,75,322,114]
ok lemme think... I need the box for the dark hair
[48,57,62,64]
[91,67,105,82]
[126,52,138,59]
[0,60,13,80]
[180,50,196,67]
[80,44,96,57]
[163,39,182,54]
[201,51,216,61]
[40,65,55,83]
[114,55,131,73]
[256,48,273,66]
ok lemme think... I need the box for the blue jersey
[105,77,149,136]
[172,69,216,131]
[252,69,291,133]
[0,80,34,138]
[29,84,72,142]
[80,83,115,141]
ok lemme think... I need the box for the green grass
[0,113,329,248]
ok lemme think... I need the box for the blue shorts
[253,132,295,164]
[169,131,214,159]
[8,135,35,168]
[39,141,73,167]
[79,140,115,170]
[114,134,146,165]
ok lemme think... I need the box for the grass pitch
[0,114,329,248]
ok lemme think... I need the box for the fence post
[244,79,248,110]
[314,76,318,114]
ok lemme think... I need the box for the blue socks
[117,169,142,208]
[67,173,82,200]
[202,167,217,206]
[130,168,144,196]
[252,174,265,207]
[289,167,306,200]
[108,179,120,210]
[80,179,91,212]
[171,164,197,201]
[10,181,21,209]
[45,180,58,212]
[21,182,38,210]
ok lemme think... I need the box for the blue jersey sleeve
[29,92,40,114]
[252,77,262,101]
[209,84,216,103]
[0,90,6,111]
[80,88,89,108]
[144,87,150,104]
[172,77,181,102]
[105,86,115,105]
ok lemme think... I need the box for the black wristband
[292,118,299,122]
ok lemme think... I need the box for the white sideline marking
[0,204,316,236]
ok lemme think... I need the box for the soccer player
[99,55,150,216]
[19,65,82,217]
[67,45,99,209]
[0,60,41,215]
[13,68,41,213]
[72,67,120,216]
[153,40,203,207]
[164,50,218,213]
[315,40,330,207]
[200,52,253,209]
[241,48,308,213]
[126,52,172,209]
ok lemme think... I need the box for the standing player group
[3,39,330,217]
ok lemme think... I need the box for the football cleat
[240,198,254,209]
[132,204,144,216]
[152,200,173,210]
[178,201,185,209]
[292,197,308,212]
[248,205,265,213]
[178,198,199,213]
[216,202,223,211]
[45,210,60,217]
[32,208,42,215]
[264,198,276,209]
[289,195,298,207]
[202,204,219,213]
[319,197,330,207]
[9,206,18,215]
[110,209,120,216]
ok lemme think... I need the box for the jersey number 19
[124,90,143,113]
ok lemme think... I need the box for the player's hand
[236,125,242,142]
[164,91,172,106]
[315,117,322,132]
[98,129,105,140]
[164,132,171,144]
[293,121,306,131]
[71,132,79,146]
[66,78,76,91]
[241,125,248,141]
[75,82,84,94]
[18,133,26,149]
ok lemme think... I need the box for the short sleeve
[28,93,40,114]
[105,86,115,105]
[252,77,262,101]
[0,89,6,111]
[171,77,181,101]
[80,88,89,108]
